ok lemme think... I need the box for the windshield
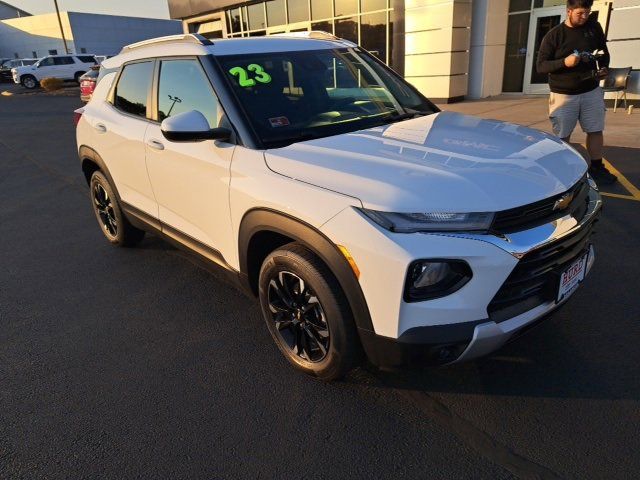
[216,48,436,148]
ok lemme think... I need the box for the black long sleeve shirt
[536,19,610,95]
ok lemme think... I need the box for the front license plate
[557,249,589,302]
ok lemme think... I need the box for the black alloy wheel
[259,243,360,380]
[89,171,144,247]
[93,182,118,239]
[267,271,330,363]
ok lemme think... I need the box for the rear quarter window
[113,61,154,118]
[76,55,96,64]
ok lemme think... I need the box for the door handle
[94,123,107,133]
[146,139,165,151]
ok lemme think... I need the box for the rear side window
[54,56,74,65]
[76,55,96,64]
[157,59,218,127]
[114,62,154,118]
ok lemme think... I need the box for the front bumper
[321,184,602,368]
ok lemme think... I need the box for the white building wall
[69,13,182,56]
[606,0,640,101]
[0,2,29,20]
[0,12,73,58]
[0,12,181,59]
[404,0,473,102]
[468,0,509,99]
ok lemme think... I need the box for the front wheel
[21,75,37,89]
[259,243,360,381]
[90,171,145,247]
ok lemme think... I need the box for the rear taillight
[73,107,84,126]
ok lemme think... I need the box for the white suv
[76,34,602,380]
[13,54,96,89]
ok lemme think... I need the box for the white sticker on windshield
[269,116,290,127]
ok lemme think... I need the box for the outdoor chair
[602,67,632,112]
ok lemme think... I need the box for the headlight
[359,208,494,233]
[404,259,472,302]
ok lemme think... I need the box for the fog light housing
[404,260,472,302]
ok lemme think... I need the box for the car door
[35,57,56,79]
[54,56,75,79]
[85,60,158,218]
[144,57,236,259]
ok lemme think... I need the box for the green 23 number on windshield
[229,64,272,87]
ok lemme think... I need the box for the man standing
[536,0,617,184]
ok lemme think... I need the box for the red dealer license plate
[557,249,590,302]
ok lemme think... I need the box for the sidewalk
[436,94,639,148]
[437,94,640,200]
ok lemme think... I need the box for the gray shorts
[548,86,606,138]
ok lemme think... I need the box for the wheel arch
[238,208,374,333]
[79,145,122,202]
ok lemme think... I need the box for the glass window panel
[502,13,530,92]
[334,0,358,17]
[335,17,358,43]
[54,56,74,65]
[247,3,266,30]
[509,0,531,12]
[225,10,232,32]
[267,0,286,27]
[360,12,387,61]
[228,8,242,32]
[114,62,153,118]
[249,30,267,36]
[158,60,217,127]
[311,0,332,20]
[312,20,333,34]
[288,0,309,23]
[361,0,386,12]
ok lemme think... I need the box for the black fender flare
[238,208,374,333]
[78,145,122,201]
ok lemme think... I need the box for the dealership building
[0,7,182,60]
[168,0,639,103]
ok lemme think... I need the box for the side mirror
[161,110,231,142]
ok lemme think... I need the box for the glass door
[523,6,565,94]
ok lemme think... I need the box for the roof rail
[271,30,341,41]
[121,34,212,53]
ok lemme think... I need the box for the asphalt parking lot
[1,90,639,479]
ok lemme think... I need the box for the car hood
[264,111,588,212]
[12,65,34,74]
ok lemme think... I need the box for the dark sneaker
[589,163,617,185]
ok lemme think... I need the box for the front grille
[491,176,590,234]
[488,215,597,323]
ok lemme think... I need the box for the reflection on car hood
[264,111,588,212]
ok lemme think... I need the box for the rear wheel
[90,171,145,247]
[259,243,360,381]
[74,72,84,84]
[21,75,37,89]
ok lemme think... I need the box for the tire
[259,243,360,381]
[74,72,84,84]
[21,75,37,89]
[89,171,145,247]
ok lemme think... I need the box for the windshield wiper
[385,110,431,123]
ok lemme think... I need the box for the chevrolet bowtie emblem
[553,192,574,211]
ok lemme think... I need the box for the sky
[9,0,170,19]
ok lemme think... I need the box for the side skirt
[121,202,254,299]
